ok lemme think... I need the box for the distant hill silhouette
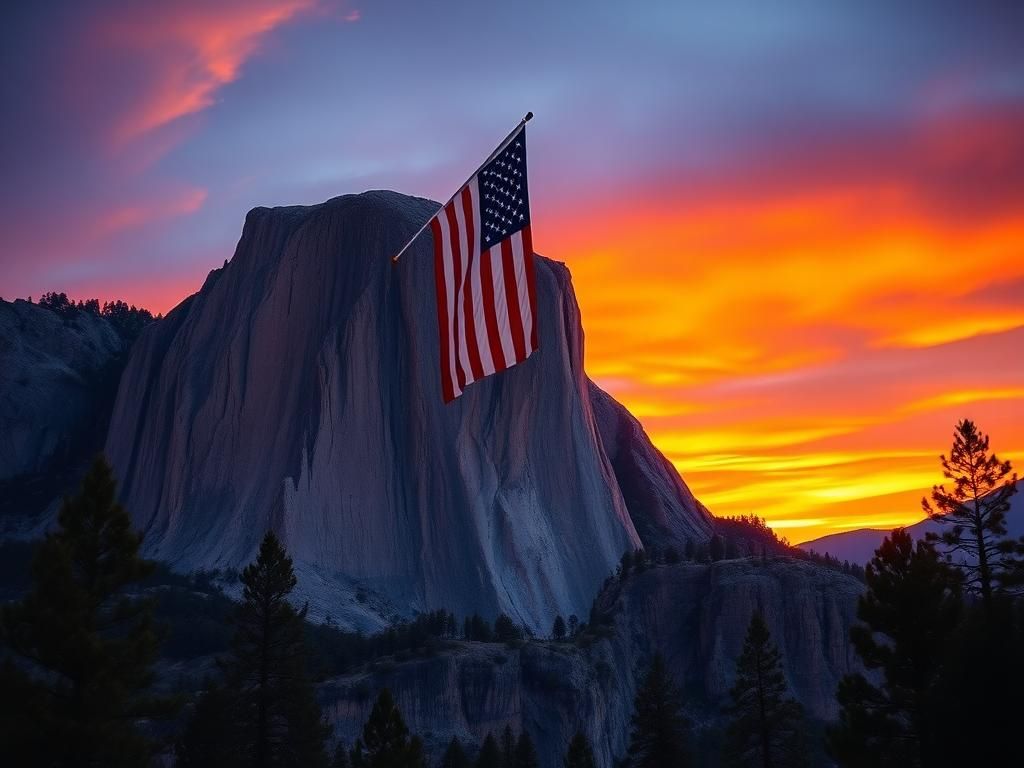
[798,479,1023,564]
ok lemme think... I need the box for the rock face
[590,383,713,548]
[0,299,125,523]
[320,558,864,766]
[104,191,713,631]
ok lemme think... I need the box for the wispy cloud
[82,1,356,146]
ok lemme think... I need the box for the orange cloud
[538,105,1024,543]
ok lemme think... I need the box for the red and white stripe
[430,177,538,402]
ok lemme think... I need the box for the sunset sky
[3,1,1022,543]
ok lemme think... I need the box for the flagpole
[391,111,533,265]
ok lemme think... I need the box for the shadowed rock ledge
[319,557,863,766]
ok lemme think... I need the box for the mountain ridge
[798,478,1023,564]
[103,190,714,630]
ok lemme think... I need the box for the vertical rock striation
[104,191,712,630]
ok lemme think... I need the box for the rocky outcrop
[590,383,713,547]
[320,557,864,766]
[104,191,713,631]
[0,299,125,524]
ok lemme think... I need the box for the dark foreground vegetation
[1,418,1022,766]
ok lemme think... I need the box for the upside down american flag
[422,122,538,402]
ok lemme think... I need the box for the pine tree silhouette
[440,737,470,768]
[514,731,539,768]
[475,733,502,768]
[226,531,330,768]
[176,682,239,768]
[357,688,425,768]
[724,612,807,767]
[826,529,961,767]
[627,653,690,767]
[563,732,597,768]
[923,419,1018,614]
[0,456,171,767]
[499,724,517,767]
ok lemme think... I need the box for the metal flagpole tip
[524,111,533,122]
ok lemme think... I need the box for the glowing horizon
[3,1,1022,545]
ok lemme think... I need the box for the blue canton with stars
[478,126,529,250]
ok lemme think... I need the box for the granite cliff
[319,557,864,766]
[103,191,714,631]
[0,299,126,526]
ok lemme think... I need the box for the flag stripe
[456,189,485,381]
[488,244,516,369]
[465,181,496,375]
[500,238,527,361]
[443,202,469,390]
[431,217,457,402]
[511,230,533,353]
[478,245,507,373]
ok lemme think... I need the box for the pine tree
[552,615,567,641]
[494,614,522,642]
[922,419,1018,614]
[0,456,170,767]
[627,653,690,767]
[563,732,596,768]
[709,535,725,562]
[826,529,961,767]
[440,737,470,768]
[358,688,425,768]
[176,682,240,768]
[351,740,367,767]
[724,613,806,768]
[499,725,517,767]
[475,733,502,768]
[226,531,330,768]
[514,731,539,768]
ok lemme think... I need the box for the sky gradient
[2,1,1022,543]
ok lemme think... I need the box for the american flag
[429,125,537,402]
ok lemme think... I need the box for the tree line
[32,290,158,341]
[1,418,1020,765]
[0,457,809,767]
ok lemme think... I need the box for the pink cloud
[76,1,357,147]
[90,187,208,239]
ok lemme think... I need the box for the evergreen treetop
[514,731,540,768]
[0,455,170,767]
[474,733,502,768]
[724,612,806,767]
[358,688,425,768]
[440,737,470,768]
[225,531,330,768]
[826,529,962,767]
[563,732,597,768]
[627,653,690,767]
[922,419,1018,612]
